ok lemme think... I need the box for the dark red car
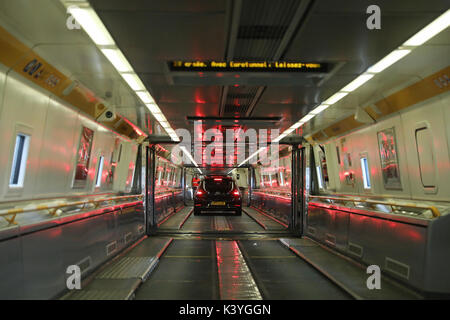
[194,175,242,216]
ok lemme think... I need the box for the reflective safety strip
[215,240,262,300]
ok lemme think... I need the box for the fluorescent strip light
[283,127,296,135]
[367,49,411,73]
[136,91,155,104]
[273,133,287,142]
[145,103,161,114]
[323,92,349,105]
[404,10,450,46]
[180,146,198,166]
[154,113,167,123]
[300,114,315,122]
[68,7,115,46]
[159,121,171,128]
[101,49,133,73]
[121,73,145,91]
[341,74,375,92]
[290,122,302,130]
[309,104,330,115]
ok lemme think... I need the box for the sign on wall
[377,127,402,190]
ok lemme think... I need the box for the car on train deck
[194,175,242,216]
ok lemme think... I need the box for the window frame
[9,133,31,189]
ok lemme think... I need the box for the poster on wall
[377,127,402,190]
[73,126,95,189]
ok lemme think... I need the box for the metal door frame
[291,146,305,235]
[146,145,156,234]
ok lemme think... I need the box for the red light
[233,190,240,196]
[196,189,204,196]
[214,178,222,182]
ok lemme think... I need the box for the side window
[73,126,95,189]
[95,156,105,188]
[360,156,372,189]
[415,126,437,190]
[316,146,328,190]
[316,165,324,189]
[9,133,31,188]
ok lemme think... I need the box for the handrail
[0,194,143,226]
[309,195,441,218]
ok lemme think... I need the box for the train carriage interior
[0,0,449,303]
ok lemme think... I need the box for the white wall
[318,91,450,202]
[0,67,138,202]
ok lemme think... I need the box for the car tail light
[232,189,240,197]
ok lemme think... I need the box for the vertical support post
[291,145,298,233]
[182,167,187,206]
[290,145,305,236]
[146,145,157,234]
[248,167,253,207]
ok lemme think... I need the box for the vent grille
[238,25,288,39]
[77,256,92,274]
[348,242,363,258]
[124,232,133,244]
[385,257,410,279]
[325,233,336,246]
[106,241,117,256]
[223,86,260,116]
[234,0,301,60]
[307,226,316,235]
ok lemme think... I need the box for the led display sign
[168,61,328,73]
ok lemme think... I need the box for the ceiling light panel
[121,73,146,91]
[403,9,450,46]
[367,49,411,73]
[136,91,155,104]
[341,74,375,92]
[68,6,115,46]
[101,49,133,73]
[323,92,349,105]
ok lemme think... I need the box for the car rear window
[204,177,233,193]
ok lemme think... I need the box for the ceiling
[0,0,448,174]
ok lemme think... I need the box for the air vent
[223,86,260,116]
[77,256,92,274]
[124,232,133,244]
[307,226,316,235]
[325,233,336,246]
[348,242,363,258]
[385,257,410,280]
[238,25,288,39]
[106,241,117,256]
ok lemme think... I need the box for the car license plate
[211,201,225,206]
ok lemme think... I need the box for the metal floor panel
[280,237,422,300]
[158,207,192,230]
[214,216,232,231]
[134,240,218,300]
[62,237,173,300]
[243,208,288,231]
[96,257,158,280]
[62,278,141,300]
[215,240,262,300]
[238,240,351,300]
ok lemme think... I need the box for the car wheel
[194,209,201,216]
[235,208,242,216]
